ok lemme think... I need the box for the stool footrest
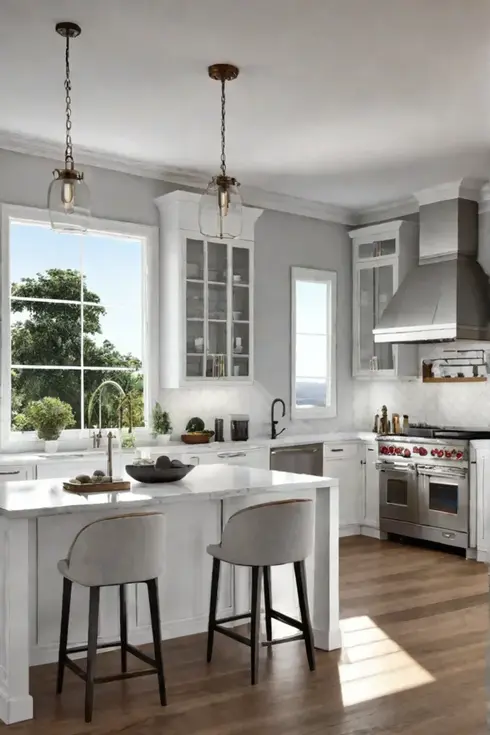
[215,625,252,647]
[125,643,157,668]
[262,633,305,646]
[270,609,304,631]
[95,668,157,684]
[215,612,251,624]
[67,640,120,655]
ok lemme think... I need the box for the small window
[291,267,336,419]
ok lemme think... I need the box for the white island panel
[0,464,339,724]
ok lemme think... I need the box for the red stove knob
[419,447,428,456]
[395,447,402,455]
[381,446,388,455]
[445,450,452,458]
[389,446,395,454]
[404,449,411,458]
[437,450,444,458]
[456,451,463,460]
[431,449,437,456]
[413,446,419,453]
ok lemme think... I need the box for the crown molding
[415,177,487,206]
[356,195,418,225]
[0,130,357,225]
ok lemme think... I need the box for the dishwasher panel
[270,443,324,476]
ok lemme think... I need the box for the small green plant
[20,397,75,440]
[121,430,136,449]
[152,403,172,437]
[186,416,205,432]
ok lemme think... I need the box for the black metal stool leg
[263,566,273,643]
[250,566,263,685]
[56,577,72,694]
[147,578,167,706]
[119,584,128,673]
[294,561,316,671]
[207,557,221,662]
[85,586,100,723]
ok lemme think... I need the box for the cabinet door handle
[367,448,375,452]
[330,448,344,453]
[0,470,20,476]
[217,452,246,458]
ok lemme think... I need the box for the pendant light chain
[64,34,74,167]
[220,77,227,178]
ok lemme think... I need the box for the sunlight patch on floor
[339,615,435,706]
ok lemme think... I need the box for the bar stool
[56,512,166,722]
[206,499,315,684]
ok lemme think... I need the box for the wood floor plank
[4,537,487,734]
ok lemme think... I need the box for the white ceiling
[1,0,490,213]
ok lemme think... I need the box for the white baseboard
[360,525,381,539]
[339,524,360,537]
[30,609,233,667]
[0,687,33,725]
[476,549,488,563]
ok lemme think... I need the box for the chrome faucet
[107,431,114,480]
[271,398,286,439]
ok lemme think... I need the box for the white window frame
[0,203,159,448]
[291,266,337,420]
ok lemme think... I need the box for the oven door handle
[375,462,416,473]
[417,465,467,479]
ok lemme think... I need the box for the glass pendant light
[199,64,242,240]
[48,22,90,233]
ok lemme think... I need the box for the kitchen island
[0,464,339,724]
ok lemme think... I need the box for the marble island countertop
[0,464,338,518]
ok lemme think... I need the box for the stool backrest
[220,499,313,567]
[67,512,165,587]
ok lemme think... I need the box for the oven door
[378,461,418,523]
[417,465,468,533]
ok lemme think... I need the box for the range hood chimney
[373,180,490,344]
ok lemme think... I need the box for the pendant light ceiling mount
[199,62,243,240]
[55,21,81,39]
[208,63,239,83]
[48,20,90,233]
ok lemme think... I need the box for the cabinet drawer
[0,465,32,481]
[323,443,359,460]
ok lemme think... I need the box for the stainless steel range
[377,427,489,549]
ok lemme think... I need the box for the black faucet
[271,398,286,439]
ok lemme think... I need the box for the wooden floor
[4,537,489,734]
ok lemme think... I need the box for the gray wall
[255,210,352,426]
[0,148,353,431]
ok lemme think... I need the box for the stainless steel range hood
[373,198,490,343]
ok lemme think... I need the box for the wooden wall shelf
[422,377,487,384]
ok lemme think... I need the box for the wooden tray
[63,480,131,494]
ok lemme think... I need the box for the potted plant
[22,397,75,452]
[152,403,172,444]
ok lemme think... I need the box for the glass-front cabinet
[184,237,252,381]
[350,220,419,379]
[156,190,262,388]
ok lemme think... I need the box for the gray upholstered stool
[56,512,166,722]
[206,499,315,684]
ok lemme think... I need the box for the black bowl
[125,464,194,483]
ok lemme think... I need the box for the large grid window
[291,267,337,419]
[8,218,146,434]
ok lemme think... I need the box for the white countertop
[0,431,376,466]
[0,464,338,518]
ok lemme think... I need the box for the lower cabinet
[471,445,490,561]
[362,442,380,534]
[184,446,270,470]
[0,464,34,481]
[323,443,362,535]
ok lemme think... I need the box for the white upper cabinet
[350,220,419,379]
[155,191,262,388]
